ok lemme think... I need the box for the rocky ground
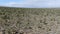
[0,7,60,34]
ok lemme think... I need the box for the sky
[0,0,60,8]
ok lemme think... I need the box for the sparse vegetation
[0,7,60,34]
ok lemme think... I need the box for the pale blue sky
[0,0,60,8]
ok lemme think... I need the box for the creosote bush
[0,7,60,34]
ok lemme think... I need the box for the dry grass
[0,7,60,34]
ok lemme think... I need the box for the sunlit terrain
[0,7,60,34]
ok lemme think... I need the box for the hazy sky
[0,0,60,8]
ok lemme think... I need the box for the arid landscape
[0,7,60,34]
